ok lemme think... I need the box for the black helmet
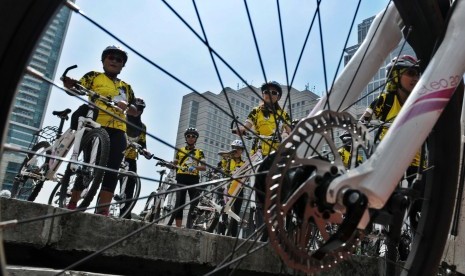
[184,127,199,138]
[385,55,419,79]
[101,45,128,65]
[261,81,283,98]
[134,98,146,111]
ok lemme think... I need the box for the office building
[175,85,320,168]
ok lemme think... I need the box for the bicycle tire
[48,182,67,208]
[11,141,51,199]
[0,1,462,275]
[48,181,61,206]
[117,171,141,218]
[206,213,220,233]
[74,128,110,209]
[0,0,63,150]
[140,193,156,221]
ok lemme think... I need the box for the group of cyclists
[60,44,423,240]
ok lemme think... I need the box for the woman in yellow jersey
[219,140,246,237]
[172,127,206,228]
[237,81,291,241]
[62,46,138,215]
[361,55,423,232]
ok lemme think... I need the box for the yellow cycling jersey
[246,105,290,156]
[175,146,205,176]
[370,92,422,167]
[219,158,245,176]
[125,124,147,160]
[338,147,363,168]
[79,71,135,132]
[219,158,245,195]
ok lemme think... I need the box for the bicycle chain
[264,110,371,274]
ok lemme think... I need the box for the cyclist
[360,55,423,236]
[338,132,363,169]
[236,81,291,241]
[62,45,138,216]
[118,98,152,219]
[219,140,246,237]
[172,127,206,228]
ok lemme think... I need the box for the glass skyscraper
[0,5,73,193]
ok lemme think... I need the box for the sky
[34,0,390,214]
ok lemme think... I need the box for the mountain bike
[10,65,111,206]
[139,157,177,223]
[2,1,465,276]
[10,109,71,200]
[190,133,272,237]
[48,141,143,218]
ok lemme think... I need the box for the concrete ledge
[1,198,379,275]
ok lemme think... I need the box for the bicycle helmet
[230,139,245,150]
[101,45,128,65]
[261,81,283,98]
[134,98,146,111]
[385,55,419,79]
[184,127,199,138]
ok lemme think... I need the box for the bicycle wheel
[73,128,110,209]
[0,1,462,276]
[48,175,74,208]
[11,141,51,200]
[113,171,141,218]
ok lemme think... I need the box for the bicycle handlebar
[60,65,120,109]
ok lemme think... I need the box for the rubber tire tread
[402,86,462,275]
[0,0,63,150]
[118,171,141,218]
[48,181,62,206]
[206,213,220,233]
[77,128,110,209]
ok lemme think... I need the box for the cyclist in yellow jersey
[237,81,291,241]
[172,127,206,228]
[361,55,423,232]
[119,98,152,218]
[62,45,138,215]
[219,140,246,237]
[237,81,292,156]
[338,132,363,169]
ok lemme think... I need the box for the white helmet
[231,139,245,149]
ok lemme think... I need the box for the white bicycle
[10,65,111,208]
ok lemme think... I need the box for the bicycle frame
[200,149,264,224]
[21,112,102,183]
[295,2,465,227]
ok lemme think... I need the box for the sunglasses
[107,55,124,63]
[185,134,198,138]
[263,90,280,96]
[231,146,243,150]
[402,68,420,77]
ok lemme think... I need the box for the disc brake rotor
[264,110,371,274]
